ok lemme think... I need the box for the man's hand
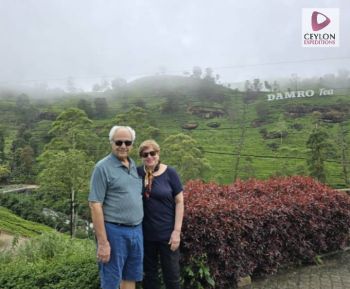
[97,240,111,263]
[168,230,181,251]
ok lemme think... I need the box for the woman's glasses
[114,140,133,146]
[141,151,157,158]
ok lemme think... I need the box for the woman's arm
[169,192,184,251]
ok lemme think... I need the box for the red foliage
[181,176,350,288]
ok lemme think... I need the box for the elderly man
[89,125,143,289]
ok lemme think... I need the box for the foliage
[0,127,5,163]
[0,232,99,289]
[77,98,94,118]
[113,107,160,157]
[15,94,39,124]
[181,177,350,288]
[306,127,330,182]
[2,75,350,186]
[9,124,38,182]
[36,108,100,235]
[0,164,10,183]
[182,254,215,289]
[37,149,94,235]
[162,133,210,182]
[38,149,93,199]
[94,97,108,118]
[0,193,70,232]
[161,92,181,114]
[45,108,100,160]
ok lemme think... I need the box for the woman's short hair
[138,139,160,157]
[109,126,136,143]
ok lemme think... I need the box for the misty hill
[104,75,349,187]
[1,74,349,188]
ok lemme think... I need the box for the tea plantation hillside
[0,206,54,237]
[0,75,349,187]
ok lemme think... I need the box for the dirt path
[0,231,28,250]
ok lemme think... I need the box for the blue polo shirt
[89,153,143,225]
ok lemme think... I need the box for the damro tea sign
[267,88,334,101]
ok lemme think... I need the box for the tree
[204,67,214,82]
[92,83,101,92]
[192,66,202,79]
[19,145,36,182]
[113,107,158,156]
[161,133,210,182]
[94,97,108,118]
[77,98,94,118]
[92,79,110,92]
[272,81,280,92]
[338,123,350,186]
[161,92,180,114]
[66,77,77,93]
[244,80,252,91]
[15,94,38,124]
[38,149,94,237]
[290,73,299,90]
[252,78,262,92]
[0,128,5,163]
[0,164,10,184]
[264,80,272,91]
[111,77,127,90]
[46,108,101,161]
[306,128,329,183]
[276,114,288,145]
[9,126,37,182]
[255,102,271,122]
[16,93,30,110]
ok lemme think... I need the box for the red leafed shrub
[181,176,350,288]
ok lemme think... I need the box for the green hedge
[0,232,100,289]
[0,258,99,289]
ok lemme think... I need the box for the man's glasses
[114,140,133,147]
[141,151,157,158]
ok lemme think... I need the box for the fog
[0,0,349,91]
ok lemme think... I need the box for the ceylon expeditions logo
[302,8,339,47]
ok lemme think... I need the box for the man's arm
[90,202,110,263]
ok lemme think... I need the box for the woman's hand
[169,230,181,251]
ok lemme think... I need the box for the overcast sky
[0,0,349,90]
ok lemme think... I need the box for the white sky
[0,0,349,90]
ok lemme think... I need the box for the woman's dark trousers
[143,240,180,289]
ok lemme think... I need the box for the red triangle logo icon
[311,11,331,31]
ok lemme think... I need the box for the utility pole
[339,123,349,186]
[233,102,247,182]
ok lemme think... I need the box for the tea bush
[0,232,99,289]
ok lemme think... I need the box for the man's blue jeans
[99,222,143,289]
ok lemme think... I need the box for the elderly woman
[137,139,184,289]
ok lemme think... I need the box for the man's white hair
[109,126,136,143]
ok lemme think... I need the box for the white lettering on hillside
[267,88,333,101]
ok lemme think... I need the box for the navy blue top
[137,166,183,241]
